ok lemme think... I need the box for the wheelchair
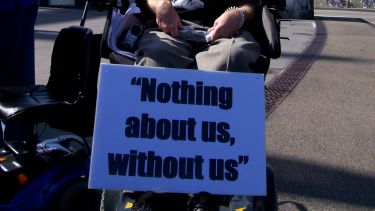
[98,0,281,210]
[0,0,281,209]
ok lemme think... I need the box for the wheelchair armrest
[109,51,136,65]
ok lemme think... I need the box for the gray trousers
[134,29,260,73]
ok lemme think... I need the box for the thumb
[178,21,183,29]
[209,30,218,42]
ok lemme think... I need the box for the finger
[165,28,172,35]
[210,30,218,42]
[161,25,170,34]
[177,21,183,29]
[170,25,178,37]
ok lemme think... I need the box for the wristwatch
[225,6,245,29]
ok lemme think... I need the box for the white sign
[89,64,266,196]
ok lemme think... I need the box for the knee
[231,41,261,64]
[135,36,171,65]
[135,45,194,68]
[227,42,261,72]
[135,49,171,67]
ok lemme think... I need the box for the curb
[265,20,327,118]
[315,7,375,12]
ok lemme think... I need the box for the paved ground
[33,6,375,211]
[267,9,375,211]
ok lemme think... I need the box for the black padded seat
[0,85,70,122]
[0,26,98,136]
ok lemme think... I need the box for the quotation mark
[238,155,249,165]
[131,77,142,86]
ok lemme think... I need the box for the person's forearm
[146,0,181,36]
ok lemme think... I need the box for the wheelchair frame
[0,16,102,211]
[98,0,280,210]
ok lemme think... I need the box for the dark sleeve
[239,0,261,7]
[239,0,263,40]
[133,0,156,25]
[239,0,262,26]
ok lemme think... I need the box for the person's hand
[154,1,182,37]
[208,10,242,42]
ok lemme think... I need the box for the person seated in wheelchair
[130,0,261,73]
[114,0,263,210]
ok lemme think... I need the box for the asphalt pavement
[33,6,375,211]
[267,9,375,211]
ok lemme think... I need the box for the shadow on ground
[35,30,59,41]
[268,155,375,208]
[36,7,106,26]
[281,52,373,64]
[315,16,375,27]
